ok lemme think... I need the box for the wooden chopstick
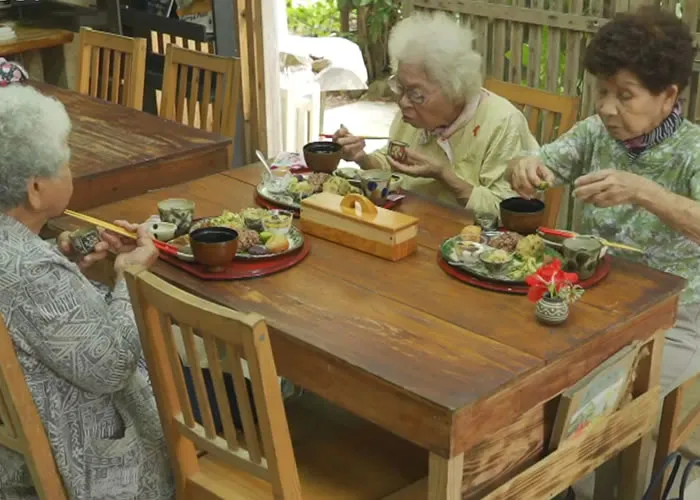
[63,209,180,256]
[319,133,391,141]
[64,210,136,239]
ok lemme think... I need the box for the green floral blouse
[538,115,700,305]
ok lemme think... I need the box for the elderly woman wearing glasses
[334,12,537,215]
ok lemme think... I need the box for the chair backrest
[483,78,580,228]
[0,316,67,499]
[124,268,301,498]
[77,27,147,110]
[160,45,241,138]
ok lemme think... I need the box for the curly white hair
[0,85,71,211]
[388,11,483,103]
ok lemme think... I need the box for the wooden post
[262,0,282,157]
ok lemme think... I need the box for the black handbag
[642,452,700,500]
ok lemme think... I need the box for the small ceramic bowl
[189,227,239,273]
[478,249,514,274]
[458,241,485,265]
[146,221,177,242]
[69,227,101,256]
[262,210,293,235]
[158,198,195,237]
[303,141,343,173]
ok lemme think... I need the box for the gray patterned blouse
[0,214,174,499]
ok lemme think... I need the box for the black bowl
[499,197,546,234]
[303,141,343,173]
[189,227,239,272]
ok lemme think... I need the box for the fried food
[460,225,482,243]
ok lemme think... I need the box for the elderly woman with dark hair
[0,85,174,499]
[507,7,700,397]
[334,11,537,216]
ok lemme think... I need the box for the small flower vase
[535,293,569,325]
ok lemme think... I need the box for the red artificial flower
[525,259,579,302]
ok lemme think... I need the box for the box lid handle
[340,194,378,220]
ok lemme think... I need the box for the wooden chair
[0,316,67,499]
[124,268,425,499]
[483,78,580,229]
[160,45,240,138]
[651,374,700,499]
[77,27,147,110]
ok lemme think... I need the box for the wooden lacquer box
[300,193,419,261]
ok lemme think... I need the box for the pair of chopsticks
[319,133,391,141]
[538,227,644,254]
[63,210,180,257]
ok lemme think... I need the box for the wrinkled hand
[333,125,367,163]
[508,157,556,199]
[573,169,655,208]
[113,222,159,274]
[388,148,445,179]
[57,231,111,270]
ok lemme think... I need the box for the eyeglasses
[387,75,426,105]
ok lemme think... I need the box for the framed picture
[549,341,643,451]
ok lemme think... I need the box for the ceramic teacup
[388,140,408,163]
[562,236,603,280]
[357,169,391,206]
[146,221,177,242]
[70,227,101,256]
[157,198,195,237]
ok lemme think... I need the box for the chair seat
[189,393,427,499]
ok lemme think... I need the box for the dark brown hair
[584,7,696,94]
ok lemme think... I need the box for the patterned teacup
[562,236,603,280]
[358,169,391,206]
[158,198,195,237]
[388,140,408,163]
[70,227,101,255]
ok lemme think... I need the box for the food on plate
[288,178,315,198]
[480,248,511,264]
[196,209,244,231]
[307,172,330,192]
[241,207,269,231]
[259,231,273,243]
[266,233,290,253]
[487,231,522,252]
[458,241,484,264]
[238,228,262,251]
[460,225,482,243]
[322,176,361,196]
[515,234,545,259]
[248,245,271,256]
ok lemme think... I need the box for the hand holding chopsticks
[63,210,179,258]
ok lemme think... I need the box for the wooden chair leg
[650,387,683,500]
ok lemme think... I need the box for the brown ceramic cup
[189,227,239,273]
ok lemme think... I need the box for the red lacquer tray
[158,240,310,280]
[437,252,612,295]
[255,194,403,216]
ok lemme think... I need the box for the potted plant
[526,259,584,325]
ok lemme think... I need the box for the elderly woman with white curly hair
[0,85,174,499]
[334,12,537,215]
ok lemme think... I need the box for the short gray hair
[0,85,71,211]
[388,11,483,103]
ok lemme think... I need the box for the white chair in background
[280,74,321,153]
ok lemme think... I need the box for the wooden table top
[29,81,233,210]
[0,25,73,56]
[50,166,685,456]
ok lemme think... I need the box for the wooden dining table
[29,81,232,211]
[50,164,685,499]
